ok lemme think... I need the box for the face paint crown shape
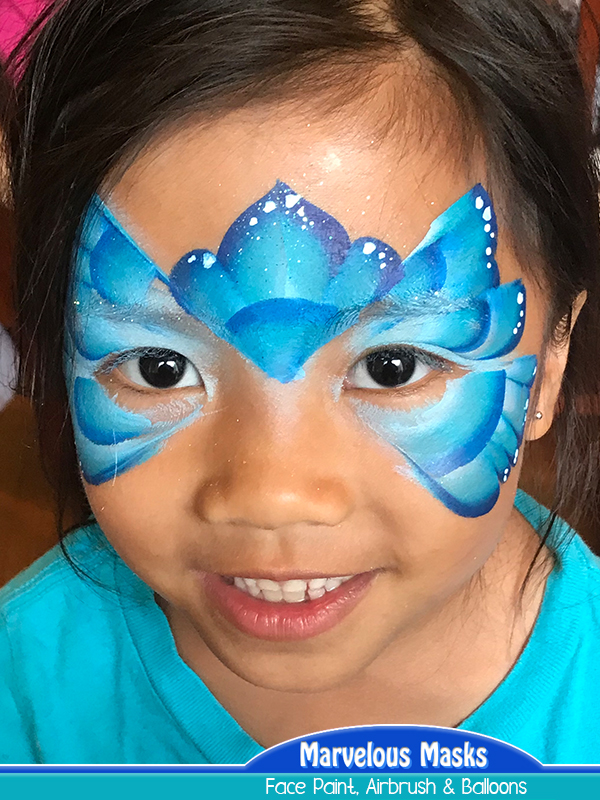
[168,181,405,382]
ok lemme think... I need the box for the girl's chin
[199,570,377,642]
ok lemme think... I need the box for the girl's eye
[118,350,202,390]
[347,347,439,390]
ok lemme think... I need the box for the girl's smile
[202,570,375,640]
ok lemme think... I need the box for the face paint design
[65,181,536,517]
[65,198,208,485]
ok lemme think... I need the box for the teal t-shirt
[1,492,599,765]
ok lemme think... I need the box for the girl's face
[66,86,557,692]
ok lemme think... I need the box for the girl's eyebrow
[88,293,213,338]
[357,292,476,323]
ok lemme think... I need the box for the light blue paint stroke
[71,404,202,486]
[73,377,152,445]
[83,196,170,306]
[66,202,206,485]
[66,181,537,516]
[351,355,536,517]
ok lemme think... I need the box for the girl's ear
[525,291,587,441]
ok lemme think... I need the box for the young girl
[2,0,600,766]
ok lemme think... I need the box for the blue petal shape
[226,298,340,383]
[460,281,526,359]
[71,377,203,484]
[387,240,447,303]
[216,180,351,304]
[169,250,245,338]
[505,354,537,386]
[72,313,133,362]
[351,354,537,517]
[73,377,152,445]
[352,371,505,481]
[88,200,165,306]
[361,303,488,355]
[76,435,163,486]
[76,404,203,485]
[419,184,499,297]
[324,237,404,309]
[424,454,501,518]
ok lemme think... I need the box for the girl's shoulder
[515,489,600,587]
[0,523,123,637]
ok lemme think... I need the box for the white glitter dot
[490,232,495,238]
[363,242,377,255]
[517,292,524,305]
[487,262,492,269]
[187,254,197,263]
[202,253,216,269]
[483,206,492,221]
[520,310,524,317]
[486,247,492,256]
[249,217,258,226]
[517,322,522,328]
[263,201,277,213]
[476,196,484,210]
[285,194,301,208]
[484,224,491,233]
[297,206,305,217]
[513,327,518,335]
[379,252,386,260]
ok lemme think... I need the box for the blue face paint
[66,182,536,517]
[341,187,536,517]
[65,197,207,485]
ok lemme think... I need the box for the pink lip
[202,572,376,641]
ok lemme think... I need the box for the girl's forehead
[107,101,509,279]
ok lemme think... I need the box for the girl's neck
[162,507,551,748]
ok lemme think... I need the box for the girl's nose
[195,387,355,530]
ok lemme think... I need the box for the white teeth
[259,579,281,592]
[282,579,307,593]
[229,574,355,603]
[285,591,306,603]
[262,588,283,603]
